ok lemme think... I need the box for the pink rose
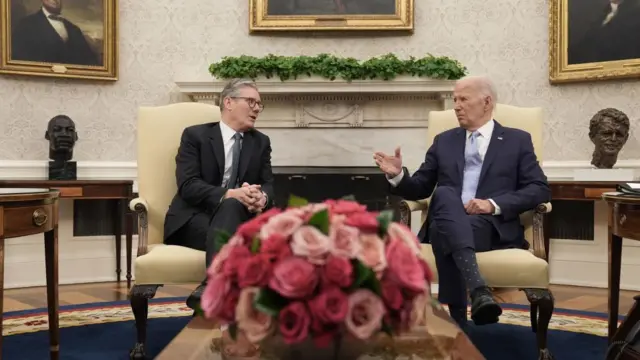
[260,233,293,263]
[235,287,275,343]
[386,222,421,256]
[385,237,427,293]
[291,226,331,265]
[237,254,272,287]
[269,257,319,299]
[279,302,311,344]
[322,256,353,288]
[218,288,240,323]
[329,223,361,258]
[200,274,231,320]
[307,286,349,324]
[327,200,368,215]
[381,279,404,311]
[357,233,387,277]
[207,235,245,276]
[344,212,379,232]
[222,246,252,279]
[259,212,304,240]
[345,289,386,340]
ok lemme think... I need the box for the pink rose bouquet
[200,195,434,348]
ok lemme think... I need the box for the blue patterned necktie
[461,131,482,205]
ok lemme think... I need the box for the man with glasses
[163,78,275,310]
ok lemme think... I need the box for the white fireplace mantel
[175,76,455,128]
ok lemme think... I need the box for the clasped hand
[464,199,494,215]
[225,183,266,213]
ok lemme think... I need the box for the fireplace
[272,166,402,217]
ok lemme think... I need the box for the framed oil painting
[0,0,117,81]
[549,0,640,84]
[249,0,413,32]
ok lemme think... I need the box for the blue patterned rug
[2,297,618,359]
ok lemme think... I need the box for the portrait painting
[249,0,413,32]
[549,0,640,83]
[0,0,117,80]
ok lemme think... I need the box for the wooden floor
[2,282,638,315]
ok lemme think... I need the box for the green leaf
[253,288,288,317]
[213,229,232,253]
[340,194,356,201]
[376,210,394,237]
[194,302,205,318]
[381,321,394,336]
[287,194,308,208]
[350,259,374,290]
[307,209,330,234]
[228,322,238,341]
[208,54,467,82]
[250,236,260,254]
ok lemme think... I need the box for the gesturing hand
[465,199,495,215]
[373,147,403,178]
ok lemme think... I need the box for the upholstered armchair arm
[531,202,552,260]
[398,198,430,227]
[129,197,150,257]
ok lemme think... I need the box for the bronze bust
[45,115,78,162]
[588,108,630,169]
[44,115,78,180]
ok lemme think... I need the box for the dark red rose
[237,254,271,287]
[344,212,379,232]
[222,246,252,279]
[322,256,353,288]
[278,302,311,344]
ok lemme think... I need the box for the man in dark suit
[11,0,100,66]
[164,78,275,309]
[373,76,551,327]
[568,0,640,64]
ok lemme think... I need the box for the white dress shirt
[42,7,68,42]
[219,120,243,188]
[387,119,502,215]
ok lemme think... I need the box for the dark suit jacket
[391,121,551,248]
[569,0,640,64]
[11,10,100,66]
[163,122,275,241]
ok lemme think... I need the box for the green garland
[208,53,467,82]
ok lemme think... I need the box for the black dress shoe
[470,286,502,325]
[186,283,206,311]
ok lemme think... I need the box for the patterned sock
[452,247,486,292]
[448,304,468,327]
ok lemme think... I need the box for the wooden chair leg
[523,288,555,360]
[129,284,161,360]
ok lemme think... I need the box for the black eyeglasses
[233,97,264,112]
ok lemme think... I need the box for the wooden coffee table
[156,301,484,360]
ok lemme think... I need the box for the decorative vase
[260,334,372,360]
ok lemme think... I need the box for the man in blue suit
[373,75,551,327]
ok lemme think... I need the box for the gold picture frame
[249,0,413,32]
[549,0,640,84]
[0,0,117,81]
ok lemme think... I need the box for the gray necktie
[226,132,243,189]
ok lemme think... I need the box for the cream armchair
[127,102,220,360]
[399,104,554,360]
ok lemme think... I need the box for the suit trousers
[165,198,253,270]
[428,186,498,307]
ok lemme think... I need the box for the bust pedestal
[48,161,77,180]
[572,168,635,182]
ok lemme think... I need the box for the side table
[0,188,60,360]
[603,192,640,343]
